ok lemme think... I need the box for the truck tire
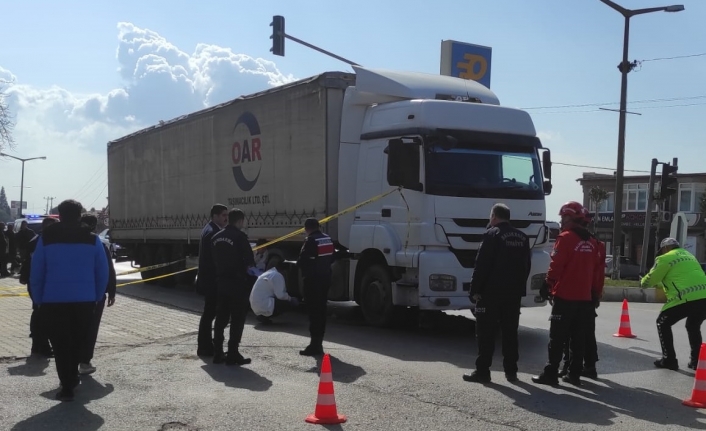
[155,245,176,288]
[139,246,158,283]
[360,264,396,327]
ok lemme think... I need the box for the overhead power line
[522,95,706,111]
[553,162,649,173]
[640,52,706,62]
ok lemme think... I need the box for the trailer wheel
[155,245,176,288]
[139,246,157,283]
[360,264,395,327]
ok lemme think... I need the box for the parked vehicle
[108,66,554,326]
[98,229,126,260]
[605,255,642,280]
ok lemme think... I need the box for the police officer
[641,237,706,371]
[464,204,531,383]
[533,201,602,387]
[559,208,605,380]
[211,208,255,365]
[196,204,228,357]
[297,218,334,356]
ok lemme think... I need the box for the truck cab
[333,67,551,326]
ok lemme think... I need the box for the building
[578,172,706,265]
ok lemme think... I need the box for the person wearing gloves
[249,260,299,324]
[641,237,706,371]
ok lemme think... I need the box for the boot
[300,338,324,357]
[225,351,251,366]
[532,372,559,386]
[212,342,225,364]
[654,358,679,371]
[462,370,491,383]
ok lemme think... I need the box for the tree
[588,186,609,232]
[0,81,15,152]
[0,186,12,222]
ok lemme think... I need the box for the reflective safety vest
[641,248,706,312]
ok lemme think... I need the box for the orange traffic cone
[613,299,637,338]
[305,353,347,425]
[684,343,706,408]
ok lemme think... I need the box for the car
[98,229,125,259]
[13,214,58,235]
[605,255,642,280]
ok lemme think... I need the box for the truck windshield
[425,141,544,200]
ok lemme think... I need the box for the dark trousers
[657,298,706,362]
[80,297,106,364]
[30,303,51,350]
[272,299,294,317]
[197,288,218,350]
[43,302,95,389]
[213,290,249,353]
[304,280,329,343]
[544,298,594,378]
[562,308,598,369]
[474,297,521,374]
[0,255,9,276]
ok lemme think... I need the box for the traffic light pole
[640,158,658,273]
[270,15,360,67]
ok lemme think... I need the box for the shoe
[299,345,324,356]
[581,366,598,380]
[505,372,518,382]
[558,366,569,378]
[197,347,214,357]
[225,352,252,366]
[55,388,75,402]
[562,374,582,387]
[213,351,226,364]
[654,358,679,371]
[462,371,491,383]
[688,359,697,371]
[532,373,559,386]
[256,315,273,325]
[31,346,54,358]
[78,363,96,375]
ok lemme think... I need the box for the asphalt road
[1,262,704,430]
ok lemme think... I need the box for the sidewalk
[0,276,199,360]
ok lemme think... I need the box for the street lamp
[0,152,47,218]
[599,0,684,279]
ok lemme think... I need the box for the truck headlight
[530,273,546,290]
[429,274,457,292]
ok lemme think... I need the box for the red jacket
[546,227,604,301]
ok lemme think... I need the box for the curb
[602,286,665,303]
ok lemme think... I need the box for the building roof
[577,171,706,184]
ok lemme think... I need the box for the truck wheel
[155,245,176,288]
[139,246,157,283]
[360,265,395,327]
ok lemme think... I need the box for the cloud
[0,22,296,211]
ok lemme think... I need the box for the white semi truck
[108,66,552,326]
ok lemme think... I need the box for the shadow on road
[492,377,706,428]
[201,363,272,392]
[12,376,113,431]
[7,356,50,377]
[304,354,367,384]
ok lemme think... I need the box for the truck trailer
[108,66,553,326]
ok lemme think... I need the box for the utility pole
[49,197,55,214]
[43,196,53,214]
[640,158,658,273]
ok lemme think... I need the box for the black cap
[304,218,319,230]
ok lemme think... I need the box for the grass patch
[604,278,640,288]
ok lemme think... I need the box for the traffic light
[659,163,678,199]
[270,15,285,56]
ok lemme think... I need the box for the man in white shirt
[249,261,298,324]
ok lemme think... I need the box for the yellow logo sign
[457,54,488,81]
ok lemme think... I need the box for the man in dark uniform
[297,218,334,356]
[196,204,228,357]
[6,227,18,274]
[20,217,58,357]
[464,204,531,383]
[0,222,9,278]
[211,208,255,365]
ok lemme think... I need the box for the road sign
[10,201,27,209]
[440,40,492,88]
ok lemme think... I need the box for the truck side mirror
[386,139,422,191]
[543,180,553,195]
[542,150,552,180]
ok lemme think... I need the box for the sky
[0,0,704,217]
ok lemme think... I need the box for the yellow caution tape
[115,259,186,276]
[116,187,404,288]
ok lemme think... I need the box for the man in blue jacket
[30,199,109,402]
